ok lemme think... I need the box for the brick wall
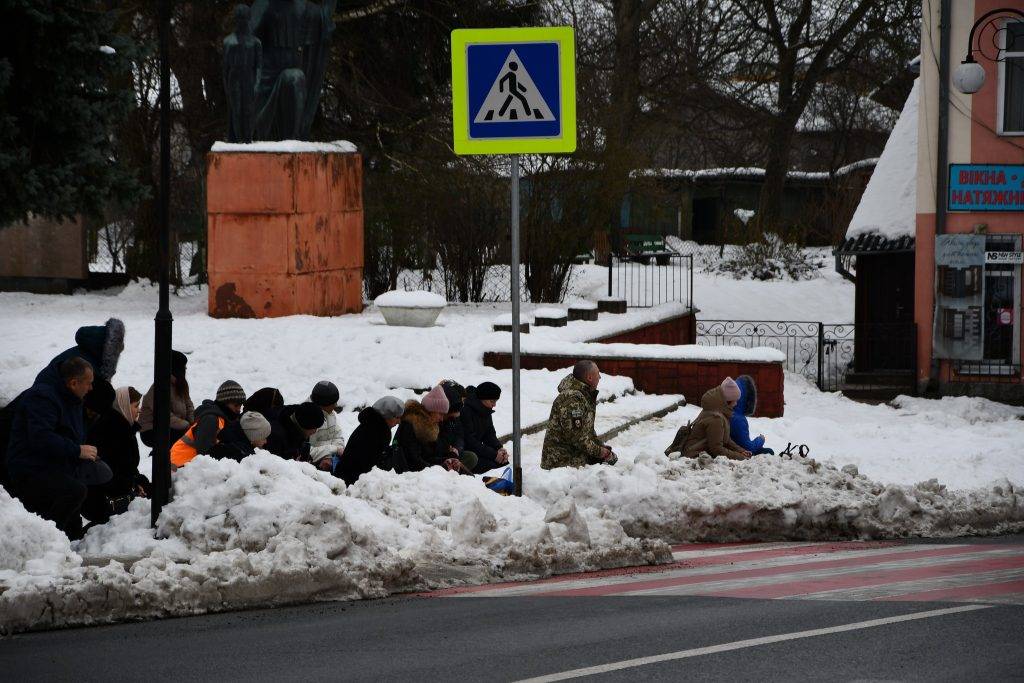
[594,312,695,345]
[483,351,785,417]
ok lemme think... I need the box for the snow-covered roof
[634,160,876,182]
[210,140,357,154]
[845,79,919,240]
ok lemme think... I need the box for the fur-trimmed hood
[402,399,438,445]
[735,375,757,417]
[33,318,125,390]
[74,318,125,381]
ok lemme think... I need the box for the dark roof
[835,233,915,255]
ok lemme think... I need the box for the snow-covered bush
[719,233,823,281]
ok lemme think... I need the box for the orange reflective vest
[170,417,226,467]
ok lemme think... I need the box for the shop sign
[985,251,1024,265]
[948,164,1024,212]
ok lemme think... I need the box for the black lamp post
[151,0,174,527]
[953,7,1024,94]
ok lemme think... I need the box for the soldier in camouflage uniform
[541,361,617,469]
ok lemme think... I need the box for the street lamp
[953,7,1024,94]
[151,0,174,526]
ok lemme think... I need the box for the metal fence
[607,253,694,308]
[696,320,917,392]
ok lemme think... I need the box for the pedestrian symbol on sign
[474,50,555,123]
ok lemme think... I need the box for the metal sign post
[450,26,576,497]
[510,153,523,495]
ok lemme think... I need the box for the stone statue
[223,5,262,143]
[223,0,337,142]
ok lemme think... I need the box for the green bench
[624,234,673,265]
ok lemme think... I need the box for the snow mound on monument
[526,452,1024,542]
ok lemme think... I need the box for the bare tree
[730,0,917,231]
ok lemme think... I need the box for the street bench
[624,234,673,265]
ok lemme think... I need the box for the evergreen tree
[0,0,143,227]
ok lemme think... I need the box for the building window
[937,265,982,297]
[954,235,1022,376]
[999,21,1024,134]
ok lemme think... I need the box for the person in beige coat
[681,377,751,460]
[139,350,195,447]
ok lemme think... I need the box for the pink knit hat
[720,377,741,402]
[421,384,450,414]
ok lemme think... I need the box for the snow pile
[523,453,1024,543]
[348,467,662,577]
[759,373,1024,489]
[567,300,598,311]
[846,79,918,239]
[0,453,667,633]
[374,290,447,309]
[210,140,358,154]
[890,394,1024,426]
[0,488,80,581]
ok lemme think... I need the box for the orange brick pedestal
[206,149,364,318]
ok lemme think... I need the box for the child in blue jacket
[729,375,774,455]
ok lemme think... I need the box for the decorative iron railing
[696,320,917,392]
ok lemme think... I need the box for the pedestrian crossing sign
[451,27,576,155]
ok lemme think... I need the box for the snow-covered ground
[2,263,1022,633]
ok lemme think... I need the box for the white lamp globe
[953,60,986,94]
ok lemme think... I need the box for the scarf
[114,386,136,424]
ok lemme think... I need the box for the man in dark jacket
[334,396,404,485]
[462,382,508,474]
[6,357,104,538]
[1,319,124,486]
[265,402,325,460]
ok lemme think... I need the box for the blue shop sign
[948,164,1024,212]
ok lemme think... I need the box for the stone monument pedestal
[206,143,364,318]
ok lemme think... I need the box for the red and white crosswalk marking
[424,541,1024,604]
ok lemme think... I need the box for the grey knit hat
[216,380,246,404]
[372,396,405,420]
[240,411,271,443]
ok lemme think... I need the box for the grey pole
[510,154,523,496]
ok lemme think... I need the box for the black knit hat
[310,380,339,407]
[171,350,188,378]
[475,381,501,401]
[294,402,326,430]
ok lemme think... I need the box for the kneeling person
[334,396,404,485]
[541,361,616,470]
[307,381,347,471]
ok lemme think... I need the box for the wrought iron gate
[695,320,916,391]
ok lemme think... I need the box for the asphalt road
[2,536,1022,682]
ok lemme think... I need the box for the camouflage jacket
[541,374,603,469]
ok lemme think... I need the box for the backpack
[664,420,693,456]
